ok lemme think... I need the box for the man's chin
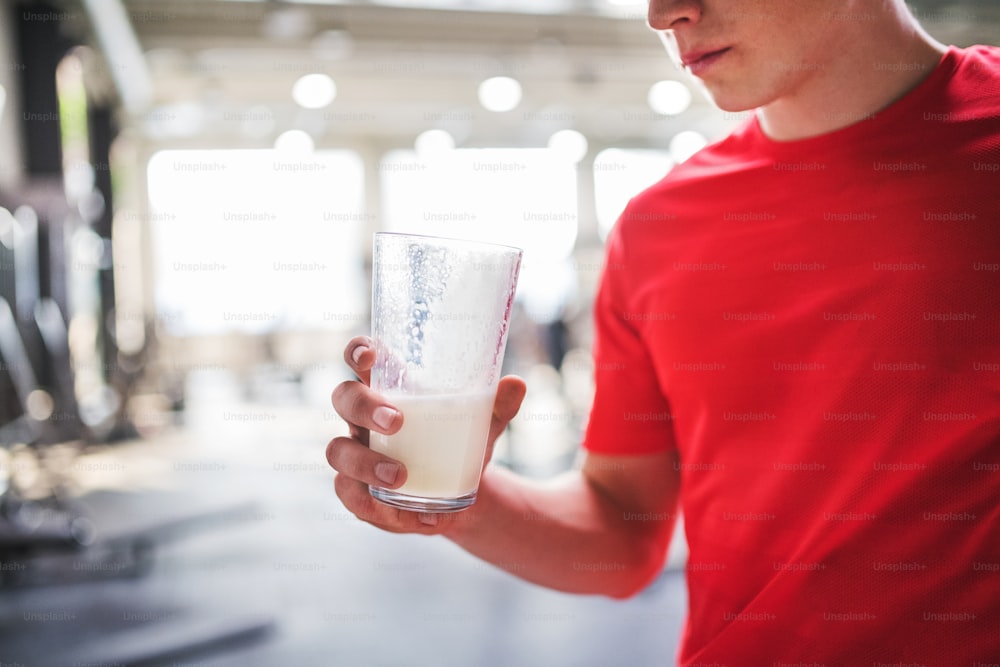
[702,91,758,115]
[684,80,756,115]
[724,105,756,115]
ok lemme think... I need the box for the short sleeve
[581,218,678,456]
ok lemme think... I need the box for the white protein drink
[370,389,496,498]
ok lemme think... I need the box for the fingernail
[418,513,439,526]
[373,406,398,431]
[351,345,367,364]
[375,462,401,485]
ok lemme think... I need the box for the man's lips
[681,47,732,72]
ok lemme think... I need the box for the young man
[326,1,1000,663]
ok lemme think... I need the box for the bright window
[593,148,673,240]
[379,147,579,322]
[146,149,366,335]
[379,147,577,261]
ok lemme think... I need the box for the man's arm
[444,450,681,598]
[327,336,681,599]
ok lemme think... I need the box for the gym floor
[0,392,687,667]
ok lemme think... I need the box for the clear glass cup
[368,232,522,513]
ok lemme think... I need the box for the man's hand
[325,336,526,533]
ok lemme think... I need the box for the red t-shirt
[584,45,1000,665]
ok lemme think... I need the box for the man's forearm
[442,465,676,598]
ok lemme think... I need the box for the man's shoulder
[621,120,759,209]
[944,45,1000,107]
[916,45,1000,141]
[955,44,1000,73]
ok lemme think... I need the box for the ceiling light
[414,129,455,156]
[262,6,312,41]
[292,73,337,109]
[312,30,355,61]
[670,130,708,163]
[478,76,522,113]
[547,129,588,163]
[648,80,692,116]
[274,130,315,153]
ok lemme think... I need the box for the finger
[348,421,369,446]
[333,473,451,534]
[488,375,527,444]
[326,436,407,489]
[331,380,403,435]
[344,336,375,385]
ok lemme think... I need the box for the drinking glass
[368,232,522,512]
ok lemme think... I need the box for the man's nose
[647,0,703,31]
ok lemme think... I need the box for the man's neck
[757,9,947,142]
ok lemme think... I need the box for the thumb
[488,375,527,444]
